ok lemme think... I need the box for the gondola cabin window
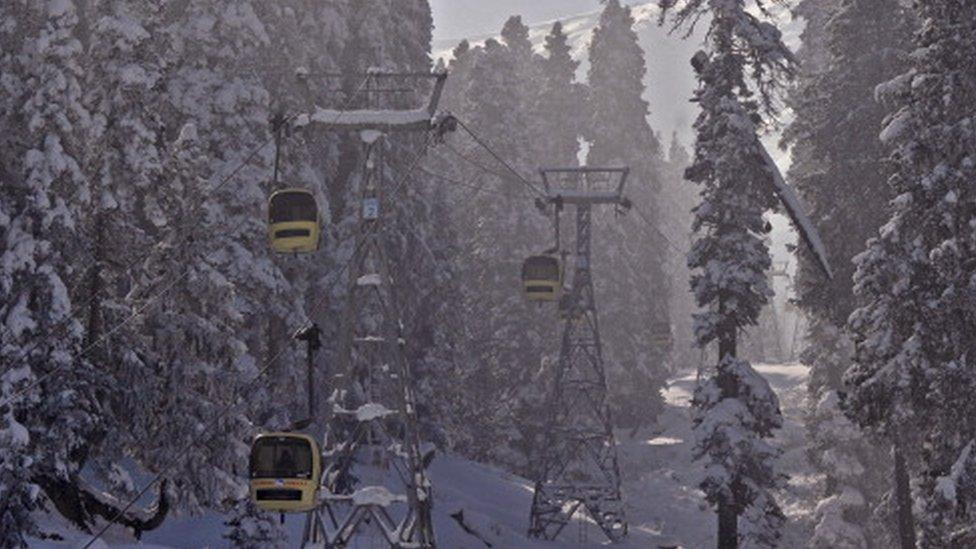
[250,437,313,479]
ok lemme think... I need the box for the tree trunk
[85,212,105,348]
[716,295,739,549]
[893,437,916,549]
[717,497,739,549]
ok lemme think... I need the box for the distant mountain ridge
[433,2,662,61]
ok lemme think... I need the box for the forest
[1,0,975,548]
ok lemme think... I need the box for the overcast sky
[430,0,602,41]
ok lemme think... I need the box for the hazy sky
[430,0,602,41]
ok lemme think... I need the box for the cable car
[249,432,321,513]
[651,320,672,347]
[522,255,563,302]
[268,188,321,253]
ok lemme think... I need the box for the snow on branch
[308,106,433,131]
[759,144,834,279]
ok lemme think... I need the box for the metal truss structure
[528,167,630,543]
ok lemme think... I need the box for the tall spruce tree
[536,21,583,167]
[846,1,976,547]
[659,0,796,546]
[459,37,550,471]
[0,2,103,544]
[662,134,699,372]
[586,0,670,429]
[783,0,911,545]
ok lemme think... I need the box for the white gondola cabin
[268,188,321,253]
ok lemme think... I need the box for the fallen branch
[36,475,170,540]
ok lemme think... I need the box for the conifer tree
[537,21,583,167]
[659,0,796,545]
[224,499,287,548]
[587,0,670,429]
[0,2,100,544]
[458,37,548,470]
[426,19,559,470]
[663,134,699,371]
[846,1,976,546]
[783,0,910,545]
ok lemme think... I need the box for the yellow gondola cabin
[522,255,563,302]
[249,433,321,513]
[268,188,321,253]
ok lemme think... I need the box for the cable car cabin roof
[522,255,561,280]
[249,433,318,480]
[269,189,318,224]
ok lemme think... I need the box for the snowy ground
[30,363,816,548]
[614,363,816,548]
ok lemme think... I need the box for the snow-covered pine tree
[807,386,876,549]
[784,0,909,338]
[422,40,505,460]
[586,0,670,430]
[122,0,292,518]
[452,36,550,471]
[419,15,564,471]
[224,498,287,549]
[791,0,840,77]
[782,0,911,545]
[662,133,699,372]
[0,2,105,544]
[845,1,976,547]
[536,21,584,168]
[501,15,535,71]
[73,2,176,506]
[659,0,796,545]
[127,121,253,512]
[0,4,51,542]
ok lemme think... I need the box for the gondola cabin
[268,188,320,253]
[651,321,672,347]
[522,255,563,302]
[249,433,321,513]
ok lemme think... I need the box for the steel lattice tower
[299,72,449,548]
[529,167,629,543]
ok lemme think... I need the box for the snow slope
[31,363,814,548]
[616,362,816,548]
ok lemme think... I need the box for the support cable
[417,165,528,198]
[441,141,540,197]
[452,118,547,198]
[629,202,686,258]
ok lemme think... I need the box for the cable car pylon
[528,167,630,543]
[298,70,451,548]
